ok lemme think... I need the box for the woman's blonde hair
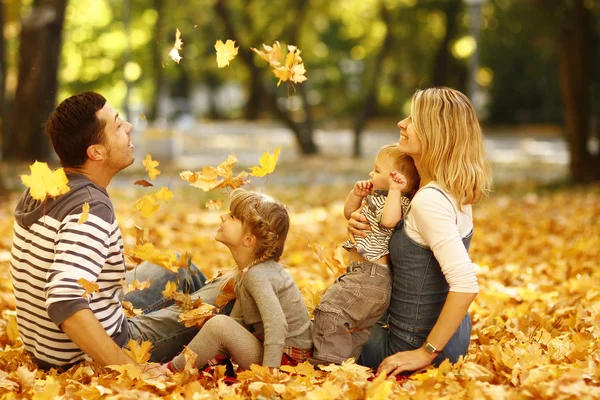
[410,87,492,208]
[229,189,290,266]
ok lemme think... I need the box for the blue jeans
[123,262,231,363]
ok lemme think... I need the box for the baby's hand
[389,171,408,191]
[353,180,373,197]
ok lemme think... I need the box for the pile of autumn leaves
[1,154,600,398]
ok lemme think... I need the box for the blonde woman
[349,87,492,376]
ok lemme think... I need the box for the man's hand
[377,347,437,377]
[347,209,370,244]
[353,180,373,198]
[389,171,408,192]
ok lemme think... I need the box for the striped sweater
[9,173,128,368]
[342,191,411,262]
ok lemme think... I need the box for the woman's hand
[347,209,370,244]
[377,347,437,377]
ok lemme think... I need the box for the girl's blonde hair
[229,189,290,266]
[378,144,420,197]
[410,87,492,208]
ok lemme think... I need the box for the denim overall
[359,187,473,370]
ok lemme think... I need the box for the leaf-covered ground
[0,182,599,399]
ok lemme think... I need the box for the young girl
[312,144,419,365]
[168,189,313,372]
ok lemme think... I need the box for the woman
[349,87,492,376]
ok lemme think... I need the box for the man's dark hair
[45,92,107,168]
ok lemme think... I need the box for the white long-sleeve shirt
[404,182,479,293]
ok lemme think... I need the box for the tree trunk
[147,0,163,122]
[352,2,394,157]
[431,0,462,87]
[214,0,318,154]
[0,0,6,147]
[3,0,68,161]
[557,0,599,182]
[243,67,262,120]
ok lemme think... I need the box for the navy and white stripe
[342,193,411,262]
[9,175,127,367]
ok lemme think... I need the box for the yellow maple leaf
[132,242,179,273]
[77,278,99,297]
[20,161,70,201]
[162,281,178,299]
[180,166,220,191]
[215,39,238,68]
[155,187,174,202]
[250,147,281,177]
[178,303,215,328]
[216,154,239,178]
[215,277,236,308]
[272,45,307,87]
[31,376,61,400]
[169,28,183,63]
[215,170,249,190]
[134,194,161,218]
[251,41,283,67]
[142,154,161,180]
[301,286,322,319]
[205,199,223,211]
[77,202,90,224]
[366,372,394,400]
[122,301,142,317]
[107,364,143,381]
[120,279,152,295]
[124,339,153,364]
[5,312,20,345]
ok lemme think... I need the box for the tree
[213,0,318,154]
[2,0,68,161]
[557,0,599,182]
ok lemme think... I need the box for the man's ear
[86,144,105,161]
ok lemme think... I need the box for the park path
[124,121,569,187]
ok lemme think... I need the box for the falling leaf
[310,242,346,277]
[214,39,238,68]
[122,301,142,317]
[134,179,154,187]
[20,161,70,201]
[250,147,281,177]
[154,187,174,202]
[169,28,183,63]
[205,199,223,211]
[273,45,307,87]
[162,281,178,299]
[140,113,147,119]
[77,278,99,298]
[143,154,161,181]
[216,154,239,178]
[215,277,236,308]
[120,279,152,295]
[124,339,153,364]
[134,194,161,218]
[132,242,179,273]
[179,303,215,328]
[77,202,90,224]
[251,41,283,67]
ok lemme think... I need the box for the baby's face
[368,154,396,191]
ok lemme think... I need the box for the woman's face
[397,114,422,158]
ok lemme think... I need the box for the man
[9,92,220,370]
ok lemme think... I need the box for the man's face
[96,103,135,173]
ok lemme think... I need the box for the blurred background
[0,0,598,192]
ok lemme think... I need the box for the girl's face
[216,212,246,248]
[368,154,396,191]
[397,114,422,158]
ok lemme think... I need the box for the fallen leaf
[120,279,152,295]
[20,161,70,201]
[124,339,153,364]
[162,281,178,299]
[122,301,142,317]
[215,277,236,308]
[179,303,215,328]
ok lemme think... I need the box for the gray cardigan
[232,260,313,367]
